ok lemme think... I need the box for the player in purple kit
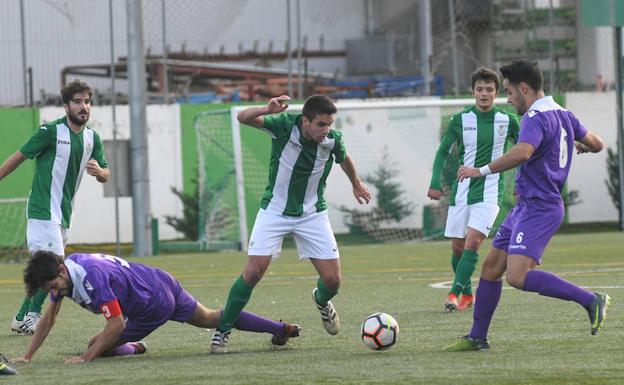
[12,251,300,363]
[445,60,610,351]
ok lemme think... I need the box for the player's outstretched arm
[67,315,126,364]
[457,142,534,182]
[12,299,63,363]
[340,155,371,204]
[0,151,27,182]
[237,95,291,128]
[575,131,604,154]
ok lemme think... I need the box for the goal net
[194,98,514,250]
[0,198,28,260]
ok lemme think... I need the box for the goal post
[0,197,28,260]
[196,97,513,250]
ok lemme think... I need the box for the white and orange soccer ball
[361,312,399,350]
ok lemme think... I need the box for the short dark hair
[499,60,543,92]
[61,80,92,104]
[301,95,337,121]
[470,67,500,92]
[24,251,64,296]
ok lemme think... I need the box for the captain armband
[100,299,122,320]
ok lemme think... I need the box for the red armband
[99,299,122,320]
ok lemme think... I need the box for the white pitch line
[430,267,624,289]
[429,281,624,290]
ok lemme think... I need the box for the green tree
[339,148,413,240]
[365,149,413,222]
[164,177,199,241]
[605,147,621,212]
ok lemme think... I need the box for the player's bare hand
[427,188,443,200]
[86,159,102,177]
[457,166,481,182]
[353,181,371,204]
[64,356,87,364]
[267,95,291,114]
[10,356,31,363]
[575,142,590,154]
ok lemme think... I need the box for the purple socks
[522,270,595,307]
[469,278,503,340]
[468,270,596,340]
[232,310,284,336]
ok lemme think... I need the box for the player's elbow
[582,132,605,153]
[515,144,534,162]
[237,111,249,124]
[109,318,126,336]
[588,137,604,153]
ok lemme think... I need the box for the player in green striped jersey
[428,67,519,312]
[0,80,109,335]
[211,95,371,353]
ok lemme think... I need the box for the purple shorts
[492,197,564,264]
[120,270,197,342]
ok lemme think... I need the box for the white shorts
[248,209,340,260]
[26,219,68,256]
[444,202,500,238]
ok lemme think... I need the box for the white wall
[565,92,619,222]
[28,90,618,244]
[38,104,183,244]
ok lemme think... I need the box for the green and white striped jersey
[429,106,519,205]
[260,113,346,217]
[20,116,107,228]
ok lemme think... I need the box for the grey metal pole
[161,0,169,103]
[616,27,624,230]
[109,0,121,257]
[548,0,555,92]
[365,0,374,35]
[418,0,432,95]
[296,0,303,99]
[448,0,459,96]
[286,0,293,97]
[19,0,28,105]
[127,0,152,256]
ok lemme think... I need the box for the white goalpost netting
[0,197,28,260]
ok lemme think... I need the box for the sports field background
[0,231,622,385]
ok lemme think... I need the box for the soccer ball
[361,312,399,350]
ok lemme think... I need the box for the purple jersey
[515,96,588,202]
[52,253,178,319]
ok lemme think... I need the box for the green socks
[28,288,48,314]
[314,277,338,306]
[451,253,461,273]
[217,275,254,332]
[450,249,479,296]
[15,296,31,321]
[16,289,47,321]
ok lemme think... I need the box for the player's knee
[324,275,341,291]
[242,259,271,285]
[242,270,262,286]
[464,238,482,252]
[505,272,524,289]
[480,260,503,281]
